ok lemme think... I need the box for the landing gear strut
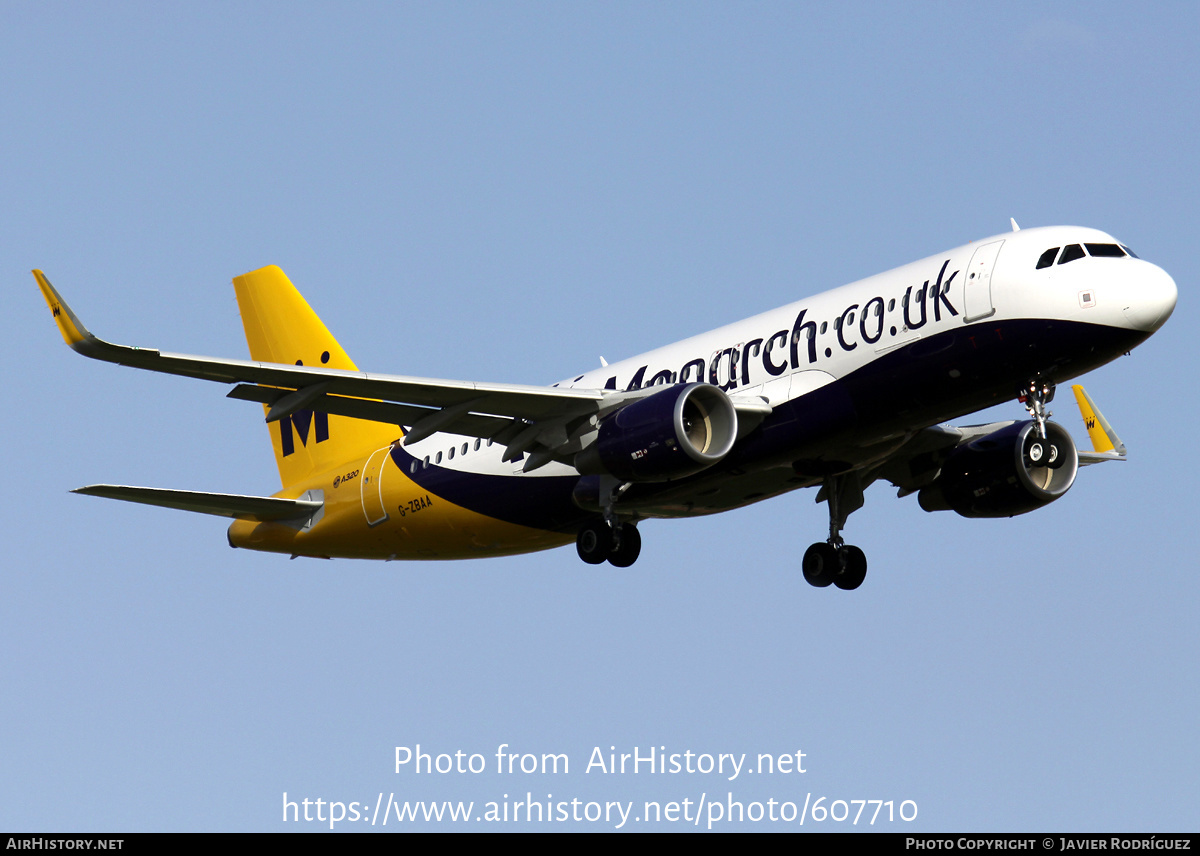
[1019,379,1066,469]
[803,473,868,590]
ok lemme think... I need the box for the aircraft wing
[879,385,1126,499]
[36,270,602,417]
[36,271,771,469]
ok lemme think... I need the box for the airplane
[34,222,1177,589]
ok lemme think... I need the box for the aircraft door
[963,240,1004,322]
[360,447,391,527]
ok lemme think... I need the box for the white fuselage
[405,225,1175,500]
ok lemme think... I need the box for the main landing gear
[576,518,642,567]
[575,476,642,567]
[803,472,868,590]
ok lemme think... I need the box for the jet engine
[575,383,737,482]
[917,420,1078,518]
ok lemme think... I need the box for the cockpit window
[1121,245,1140,259]
[1036,248,1059,269]
[1085,243,1126,258]
[1058,244,1085,264]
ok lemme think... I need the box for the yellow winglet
[33,269,93,348]
[1072,384,1126,456]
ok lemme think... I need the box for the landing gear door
[963,240,1003,323]
[360,447,391,527]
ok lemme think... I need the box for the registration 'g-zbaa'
[36,222,1176,589]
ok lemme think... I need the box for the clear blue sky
[3,1,1197,831]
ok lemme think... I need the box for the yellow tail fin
[232,266,398,490]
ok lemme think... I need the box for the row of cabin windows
[410,437,492,473]
[1036,243,1137,269]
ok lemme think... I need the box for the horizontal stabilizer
[72,485,322,522]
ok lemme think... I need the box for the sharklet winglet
[34,269,96,349]
[1072,385,1127,458]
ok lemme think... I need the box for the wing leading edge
[34,269,602,420]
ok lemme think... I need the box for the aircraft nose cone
[1123,264,1177,332]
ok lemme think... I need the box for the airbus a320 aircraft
[36,223,1176,589]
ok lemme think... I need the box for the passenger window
[474,439,481,451]
[1086,243,1126,257]
[1036,248,1059,269]
[435,452,442,464]
[1058,244,1085,264]
[462,443,468,455]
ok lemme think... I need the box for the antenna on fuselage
[1010,218,1021,231]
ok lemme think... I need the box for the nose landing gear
[1019,379,1067,469]
[803,473,868,590]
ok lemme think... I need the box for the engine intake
[918,420,1078,518]
[575,383,737,482]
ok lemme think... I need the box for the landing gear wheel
[1025,436,1047,466]
[834,545,867,590]
[576,519,612,565]
[1025,434,1066,470]
[608,525,641,568]
[803,542,838,587]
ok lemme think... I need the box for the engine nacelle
[575,383,737,482]
[918,420,1078,518]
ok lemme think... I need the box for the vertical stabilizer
[232,265,398,489]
